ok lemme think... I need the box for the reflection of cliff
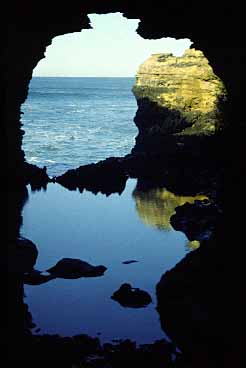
[133,187,207,231]
[185,240,200,251]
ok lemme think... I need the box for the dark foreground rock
[46,258,107,278]
[8,237,38,273]
[10,332,179,368]
[111,283,152,308]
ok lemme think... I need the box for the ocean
[21,77,138,176]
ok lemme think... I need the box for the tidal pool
[21,179,195,343]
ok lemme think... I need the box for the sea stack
[132,49,227,153]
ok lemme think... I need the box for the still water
[21,179,196,344]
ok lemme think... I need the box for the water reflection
[21,179,189,342]
[133,186,207,234]
[185,239,200,251]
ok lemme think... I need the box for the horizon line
[32,75,136,78]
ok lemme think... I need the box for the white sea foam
[21,77,138,176]
[28,157,40,163]
[45,159,56,163]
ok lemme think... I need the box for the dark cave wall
[5,7,92,181]
[5,32,50,176]
[4,1,246,182]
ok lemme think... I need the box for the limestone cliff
[132,49,227,152]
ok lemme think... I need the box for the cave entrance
[21,12,191,177]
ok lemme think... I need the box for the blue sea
[21,77,138,176]
[20,77,197,345]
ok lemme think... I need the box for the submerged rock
[111,283,152,308]
[46,258,107,279]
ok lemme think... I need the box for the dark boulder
[46,258,107,279]
[111,283,152,308]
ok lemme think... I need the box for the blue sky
[34,13,192,77]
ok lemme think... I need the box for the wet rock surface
[111,283,152,308]
[46,258,107,279]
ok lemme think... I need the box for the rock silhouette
[23,270,56,285]
[56,157,128,195]
[46,258,107,279]
[111,283,152,308]
[122,260,138,264]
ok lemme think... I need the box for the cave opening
[18,11,203,345]
[20,12,191,177]
[7,4,246,366]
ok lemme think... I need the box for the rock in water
[46,258,107,279]
[23,270,56,285]
[56,157,128,195]
[122,260,138,264]
[111,283,152,308]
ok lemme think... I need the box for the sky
[33,13,192,77]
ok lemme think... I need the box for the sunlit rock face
[132,49,227,152]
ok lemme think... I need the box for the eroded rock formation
[132,49,227,153]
